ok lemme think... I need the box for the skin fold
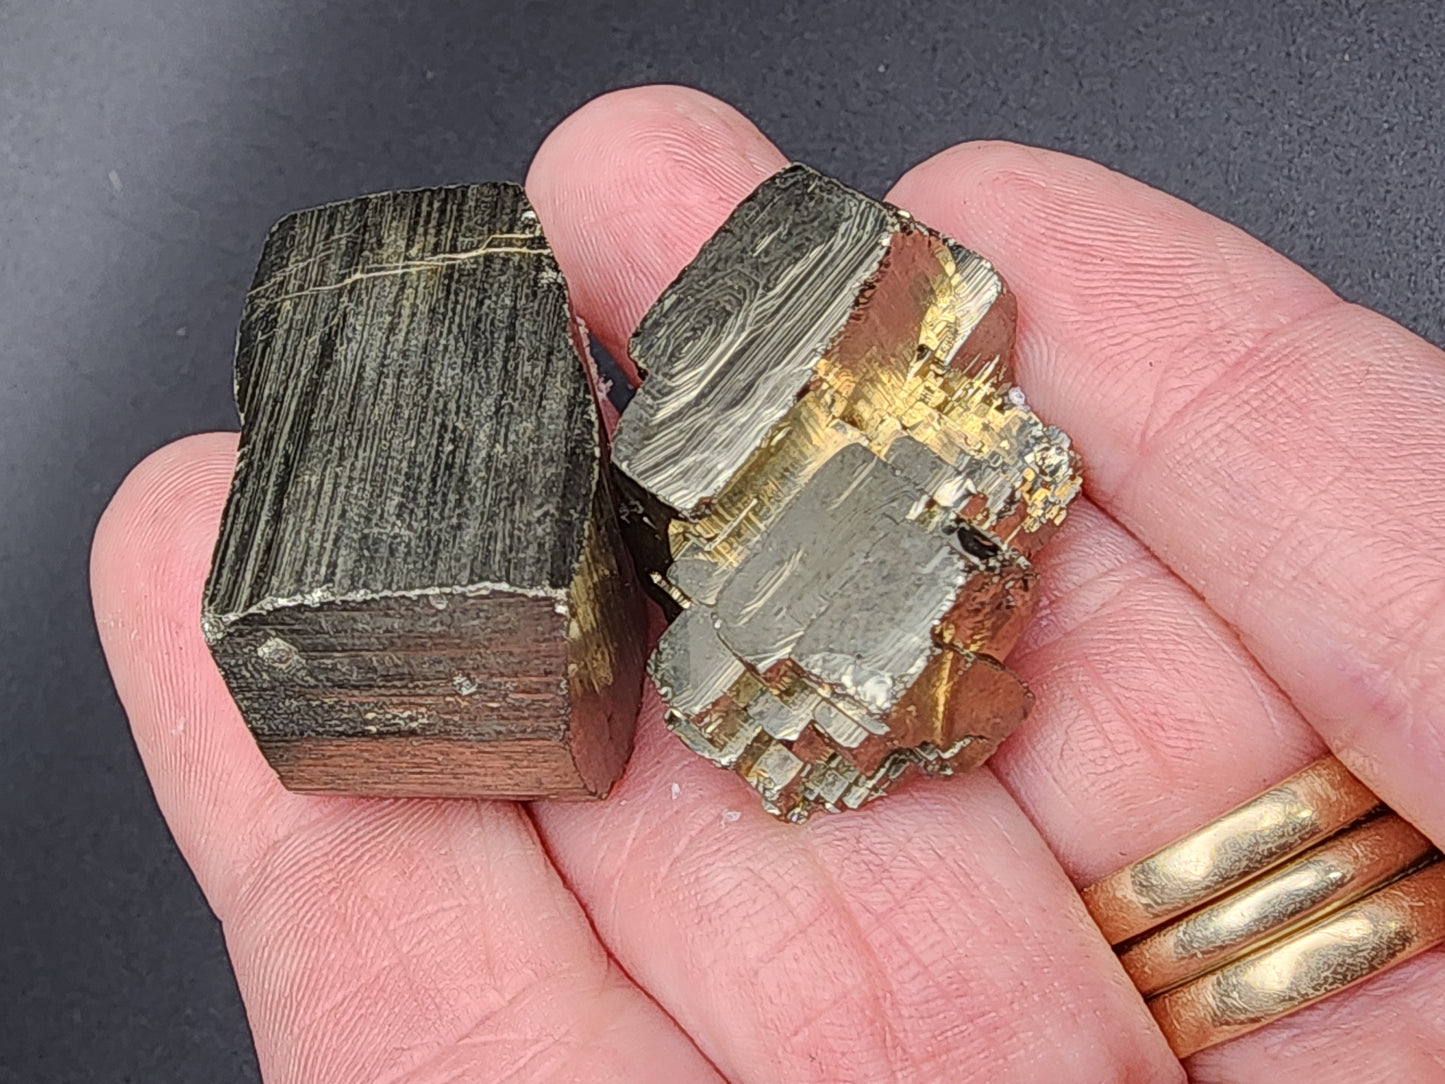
[92,86,1445,1083]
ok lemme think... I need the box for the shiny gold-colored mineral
[612,164,1082,821]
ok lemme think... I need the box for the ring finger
[887,142,1445,1080]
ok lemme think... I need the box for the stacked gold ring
[1082,756,1445,1058]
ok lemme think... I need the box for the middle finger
[525,85,1177,1084]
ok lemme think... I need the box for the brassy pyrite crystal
[612,165,1082,821]
[203,184,644,799]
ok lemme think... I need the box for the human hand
[92,85,1445,1082]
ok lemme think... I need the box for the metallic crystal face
[203,184,645,799]
[613,164,1082,821]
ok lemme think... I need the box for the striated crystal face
[612,164,1081,821]
[203,184,645,800]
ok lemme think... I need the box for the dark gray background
[3,0,1442,1079]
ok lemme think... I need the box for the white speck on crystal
[256,636,300,670]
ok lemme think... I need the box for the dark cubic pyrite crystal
[203,184,645,799]
[612,164,1083,821]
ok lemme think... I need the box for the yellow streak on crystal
[667,224,1080,590]
[815,234,1078,538]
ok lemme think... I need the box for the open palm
[92,86,1445,1083]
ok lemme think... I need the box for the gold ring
[1081,756,1381,944]
[1118,810,1435,996]
[1147,857,1445,1057]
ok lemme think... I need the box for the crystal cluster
[612,165,1081,821]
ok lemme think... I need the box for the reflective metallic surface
[1149,858,1445,1058]
[1090,755,1445,1056]
[1082,756,1381,944]
[613,164,1081,819]
[203,185,645,798]
[1120,811,1435,996]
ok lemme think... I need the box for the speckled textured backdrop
[2,1,1442,1078]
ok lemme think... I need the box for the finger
[885,146,1445,1074]
[984,499,1324,882]
[92,434,720,1083]
[528,84,787,369]
[886,142,1445,845]
[525,85,1181,1083]
[973,494,1445,1077]
[1185,951,1445,1082]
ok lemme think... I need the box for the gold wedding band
[1081,757,1380,945]
[1083,755,1445,1057]
[1118,810,1434,996]
[1149,857,1445,1057]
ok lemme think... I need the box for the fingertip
[92,431,238,670]
[92,431,296,908]
[92,432,237,595]
[885,139,1174,291]
[526,84,787,356]
[890,139,1118,209]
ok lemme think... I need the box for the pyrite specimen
[203,184,645,799]
[613,164,1082,821]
